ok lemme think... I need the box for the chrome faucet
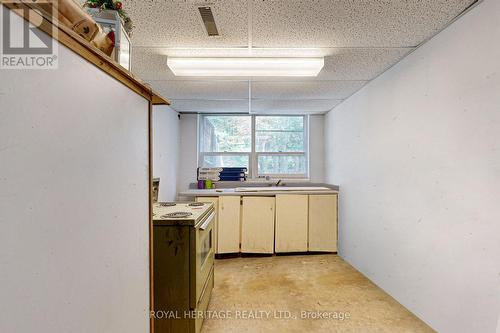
[275,179,282,186]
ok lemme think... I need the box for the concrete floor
[202,254,434,333]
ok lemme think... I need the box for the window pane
[258,155,306,175]
[256,131,304,152]
[201,116,251,152]
[255,116,305,152]
[256,116,304,131]
[202,155,249,169]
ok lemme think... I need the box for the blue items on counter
[218,175,246,181]
[197,167,247,182]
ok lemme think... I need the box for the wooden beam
[151,93,171,106]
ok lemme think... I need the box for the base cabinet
[196,193,338,254]
[217,196,241,253]
[241,196,275,253]
[308,194,338,252]
[275,195,309,252]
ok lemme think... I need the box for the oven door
[194,210,215,306]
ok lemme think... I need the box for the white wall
[324,1,500,332]
[153,105,180,201]
[0,10,149,333]
[177,113,199,196]
[309,115,325,182]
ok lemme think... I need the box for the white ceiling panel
[131,49,169,80]
[122,0,477,114]
[318,48,413,80]
[251,99,342,114]
[124,0,248,47]
[154,47,332,58]
[124,0,474,48]
[252,81,366,100]
[170,99,249,113]
[149,80,249,100]
[251,0,475,48]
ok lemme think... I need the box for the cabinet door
[275,195,308,252]
[241,197,275,254]
[217,196,241,253]
[196,197,219,254]
[308,194,338,252]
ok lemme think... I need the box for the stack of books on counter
[197,167,247,181]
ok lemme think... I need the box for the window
[199,115,252,170]
[255,116,307,177]
[199,115,308,178]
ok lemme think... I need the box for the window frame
[198,114,309,180]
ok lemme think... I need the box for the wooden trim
[151,94,170,106]
[2,1,170,105]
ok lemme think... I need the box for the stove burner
[188,202,204,207]
[162,212,193,218]
[159,202,177,207]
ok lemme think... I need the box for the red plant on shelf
[83,0,133,35]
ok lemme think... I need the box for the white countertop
[179,187,339,197]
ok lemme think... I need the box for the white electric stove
[152,201,214,226]
[152,201,215,333]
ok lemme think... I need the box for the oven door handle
[199,211,215,230]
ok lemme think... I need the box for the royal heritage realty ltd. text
[150,310,351,321]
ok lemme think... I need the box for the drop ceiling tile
[125,0,476,115]
[251,99,342,114]
[149,80,249,100]
[251,0,475,47]
[160,47,331,57]
[125,0,248,47]
[170,99,249,113]
[131,49,170,80]
[319,48,413,80]
[252,81,366,100]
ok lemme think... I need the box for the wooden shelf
[3,1,170,106]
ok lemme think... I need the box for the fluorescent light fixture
[167,57,324,77]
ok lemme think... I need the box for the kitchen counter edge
[178,189,339,197]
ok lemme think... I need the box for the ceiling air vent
[198,6,219,36]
